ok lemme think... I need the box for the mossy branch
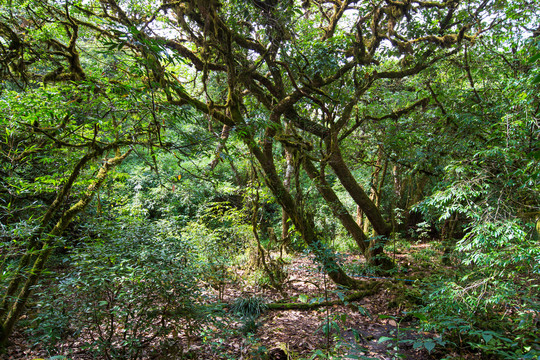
[0,150,131,350]
[267,283,380,311]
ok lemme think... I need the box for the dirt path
[215,253,436,359]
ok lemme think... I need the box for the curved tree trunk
[303,158,393,269]
[303,158,369,252]
[248,140,363,289]
[0,150,131,350]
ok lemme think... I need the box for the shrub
[28,220,203,359]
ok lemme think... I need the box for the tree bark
[364,146,387,235]
[209,124,231,170]
[303,159,369,254]
[248,141,363,289]
[328,140,392,237]
[268,283,380,310]
[281,149,294,245]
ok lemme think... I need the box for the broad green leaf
[409,312,427,321]
[378,336,394,343]
[482,333,493,343]
[424,340,436,353]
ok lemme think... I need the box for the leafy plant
[230,296,268,319]
[230,296,268,335]
[27,219,203,359]
[377,313,445,359]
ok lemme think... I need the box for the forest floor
[214,244,444,360]
[5,243,458,360]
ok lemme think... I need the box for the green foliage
[331,234,361,255]
[230,296,268,319]
[246,266,282,289]
[407,30,540,357]
[1,0,539,357]
[416,273,540,359]
[377,313,445,359]
[27,219,203,359]
[183,202,252,268]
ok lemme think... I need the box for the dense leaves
[1,0,539,358]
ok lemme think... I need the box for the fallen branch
[268,283,381,311]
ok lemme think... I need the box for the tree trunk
[0,150,131,350]
[441,212,458,265]
[267,283,380,310]
[0,151,98,321]
[356,205,363,227]
[248,140,363,289]
[327,140,392,237]
[364,146,388,235]
[281,149,294,244]
[303,159,393,269]
[375,157,388,210]
[303,159,369,254]
[209,124,231,169]
[390,164,402,232]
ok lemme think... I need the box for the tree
[1,0,535,349]
[0,1,174,347]
[81,0,504,270]
[5,0,524,279]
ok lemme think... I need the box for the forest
[0,0,539,359]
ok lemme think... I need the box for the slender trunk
[442,212,458,265]
[376,158,388,210]
[412,174,428,206]
[366,155,390,267]
[281,149,294,242]
[209,124,231,170]
[251,181,281,291]
[356,206,363,227]
[0,150,131,350]
[0,151,98,320]
[393,164,402,205]
[225,146,242,185]
[303,159,369,254]
[209,125,242,184]
[363,147,385,234]
[390,164,402,232]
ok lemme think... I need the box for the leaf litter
[4,247,442,359]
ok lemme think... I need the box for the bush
[28,219,204,359]
[416,271,540,359]
[412,136,540,358]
